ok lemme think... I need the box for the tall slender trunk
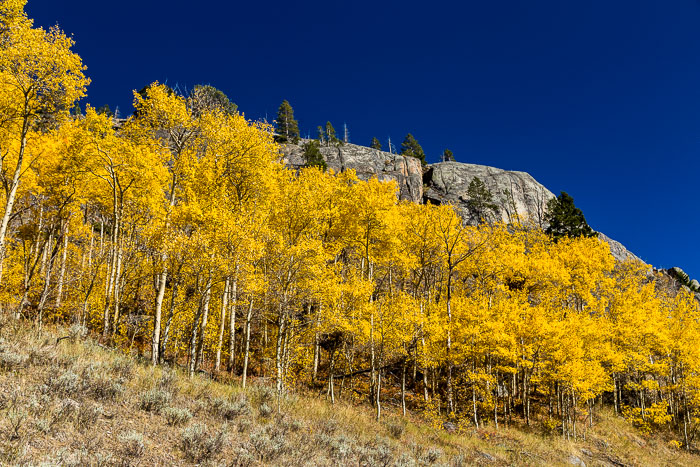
[376,369,382,421]
[55,220,69,308]
[242,298,254,388]
[312,305,320,382]
[80,232,97,326]
[16,232,48,319]
[151,263,168,365]
[151,180,177,364]
[40,232,52,276]
[227,274,238,372]
[37,232,61,327]
[401,358,407,417]
[160,278,179,363]
[0,109,30,286]
[370,312,376,406]
[328,348,336,404]
[421,332,430,402]
[102,218,118,336]
[194,278,212,371]
[280,328,291,412]
[215,278,229,372]
[188,302,203,378]
[472,384,479,427]
[275,302,288,397]
[111,235,124,335]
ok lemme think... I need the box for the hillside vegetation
[1,2,700,465]
[0,318,697,466]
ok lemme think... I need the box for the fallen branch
[55,335,71,345]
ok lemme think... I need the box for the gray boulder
[442,421,457,433]
[669,267,691,285]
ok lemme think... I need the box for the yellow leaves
[622,402,672,435]
[0,13,88,119]
[0,0,28,25]
[130,83,193,141]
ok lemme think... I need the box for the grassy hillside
[0,318,696,466]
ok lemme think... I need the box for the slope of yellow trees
[2,1,700,449]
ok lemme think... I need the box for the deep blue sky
[27,0,700,278]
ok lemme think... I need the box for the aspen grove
[2,1,700,448]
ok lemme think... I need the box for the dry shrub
[46,369,81,396]
[181,423,226,463]
[109,356,134,380]
[357,438,393,467]
[162,406,192,426]
[249,426,288,462]
[0,349,28,371]
[76,403,103,431]
[210,395,252,420]
[119,430,146,458]
[82,365,125,400]
[138,388,171,413]
[386,419,405,439]
[421,447,442,465]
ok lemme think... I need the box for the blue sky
[27,0,700,278]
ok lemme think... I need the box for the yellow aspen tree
[0,2,88,285]
[127,83,198,365]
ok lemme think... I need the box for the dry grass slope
[0,318,696,466]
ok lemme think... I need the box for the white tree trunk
[0,112,29,287]
[55,221,69,308]
[151,262,167,365]
[214,278,229,372]
[227,276,237,372]
[194,278,212,371]
[242,298,254,388]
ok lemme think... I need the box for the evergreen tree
[325,121,339,146]
[370,137,382,150]
[188,84,237,117]
[317,125,325,143]
[276,100,299,142]
[96,104,113,117]
[466,177,499,222]
[302,140,327,171]
[400,133,426,165]
[544,191,597,240]
[442,149,455,162]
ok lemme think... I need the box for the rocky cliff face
[281,142,639,263]
[596,233,641,263]
[423,161,554,227]
[282,141,423,203]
